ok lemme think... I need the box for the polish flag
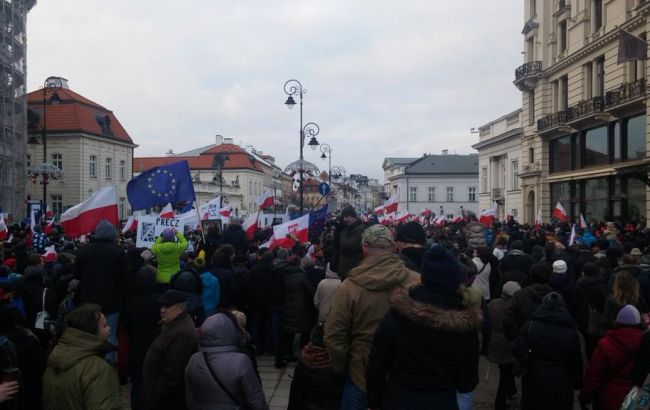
[421,208,432,217]
[535,208,542,229]
[383,195,398,214]
[374,205,385,215]
[218,205,232,218]
[60,185,118,238]
[200,196,221,220]
[42,245,57,263]
[43,220,55,235]
[0,217,8,241]
[452,212,463,224]
[479,202,498,227]
[568,224,577,246]
[30,210,37,234]
[259,235,275,250]
[273,214,309,248]
[394,211,411,223]
[256,191,274,210]
[552,202,569,222]
[159,203,174,219]
[122,214,138,234]
[243,211,259,240]
[45,205,53,219]
[579,213,588,229]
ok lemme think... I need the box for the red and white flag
[394,211,410,223]
[218,205,232,218]
[243,211,259,240]
[42,245,57,263]
[256,191,274,210]
[569,224,577,246]
[535,208,542,229]
[479,202,498,227]
[272,214,309,249]
[0,217,7,241]
[122,214,138,234]
[199,196,221,220]
[579,213,588,229]
[259,235,275,250]
[45,205,53,219]
[30,210,37,234]
[452,213,463,224]
[43,220,55,235]
[383,195,399,214]
[552,201,569,222]
[159,203,174,219]
[60,185,118,238]
[374,205,385,215]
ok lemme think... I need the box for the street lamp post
[320,143,332,187]
[212,153,229,208]
[284,79,320,214]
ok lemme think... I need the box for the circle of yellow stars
[146,168,177,200]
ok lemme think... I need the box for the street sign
[318,182,331,196]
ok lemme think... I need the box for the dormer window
[95,114,113,136]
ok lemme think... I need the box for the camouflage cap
[362,224,395,248]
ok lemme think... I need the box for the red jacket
[580,326,644,410]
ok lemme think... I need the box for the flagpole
[616,26,650,46]
[194,206,206,244]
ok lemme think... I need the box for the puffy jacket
[185,313,267,410]
[283,265,315,333]
[151,232,188,284]
[580,326,645,410]
[42,328,121,410]
[335,221,365,278]
[200,271,220,316]
[324,253,420,391]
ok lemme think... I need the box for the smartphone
[2,368,20,383]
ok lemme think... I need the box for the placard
[136,215,190,248]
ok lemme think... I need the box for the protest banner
[136,215,190,248]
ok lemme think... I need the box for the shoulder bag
[202,352,249,409]
[620,373,650,410]
[34,289,55,334]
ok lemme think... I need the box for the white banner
[136,215,190,248]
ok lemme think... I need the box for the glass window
[511,160,519,190]
[550,135,572,172]
[52,153,62,170]
[446,187,454,202]
[627,177,646,224]
[51,194,63,216]
[613,122,621,162]
[551,182,571,218]
[119,197,126,220]
[428,187,435,202]
[119,160,126,181]
[584,178,609,224]
[105,158,112,179]
[27,154,31,167]
[468,187,476,201]
[481,167,487,192]
[559,21,567,52]
[595,57,605,97]
[409,187,417,202]
[89,155,97,177]
[584,126,609,166]
[626,115,646,160]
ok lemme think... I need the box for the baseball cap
[361,224,394,248]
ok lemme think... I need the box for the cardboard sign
[136,215,189,248]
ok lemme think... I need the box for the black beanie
[396,221,426,245]
[420,246,462,295]
[341,206,357,218]
[582,262,601,277]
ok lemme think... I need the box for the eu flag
[127,160,196,210]
[309,205,328,238]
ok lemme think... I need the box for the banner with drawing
[136,215,192,248]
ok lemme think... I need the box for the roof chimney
[215,135,223,145]
[442,149,448,155]
[245,145,253,153]
[224,137,234,145]
[165,149,175,157]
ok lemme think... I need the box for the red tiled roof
[26,87,133,144]
[133,152,264,173]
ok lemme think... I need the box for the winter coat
[503,284,554,340]
[471,257,491,300]
[268,260,287,308]
[603,296,649,331]
[212,268,238,309]
[500,250,533,288]
[244,259,273,309]
[576,274,607,314]
[75,237,129,314]
[170,270,206,326]
[550,272,588,333]
[324,253,420,391]
[366,286,481,410]
[632,331,650,387]
[304,266,326,290]
[151,232,188,284]
[288,343,345,410]
[399,247,426,273]
[222,224,249,256]
[572,250,596,280]
[314,270,341,322]
[335,221,365,278]
[580,326,645,410]
[20,267,58,329]
[511,308,583,410]
[185,313,267,410]
[143,312,198,410]
[200,271,220,315]
[487,293,515,364]
[283,265,315,333]
[42,328,121,410]
[122,266,160,372]
[3,323,46,410]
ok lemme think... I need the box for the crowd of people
[0,204,648,410]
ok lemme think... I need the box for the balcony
[491,187,504,201]
[518,162,542,178]
[554,0,571,17]
[605,79,646,114]
[565,96,610,127]
[537,111,571,135]
[522,16,538,35]
[514,61,542,91]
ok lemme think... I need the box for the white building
[382,152,479,218]
[472,109,523,220]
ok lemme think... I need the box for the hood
[132,266,157,294]
[506,249,526,257]
[524,284,553,304]
[155,240,183,255]
[577,274,605,288]
[199,313,240,349]
[390,287,481,332]
[47,328,112,371]
[607,326,645,356]
[464,221,485,235]
[325,269,340,280]
[273,259,288,270]
[348,253,415,291]
[532,306,575,327]
[93,220,116,242]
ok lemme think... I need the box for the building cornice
[472,128,523,150]
[39,130,138,148]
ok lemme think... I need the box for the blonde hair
[613,271,640,307]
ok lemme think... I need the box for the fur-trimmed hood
[390,287,482,332]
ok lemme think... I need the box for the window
[51,194,63,216]
[560,76,569,111]
[89,155,97,177]
[428,187,435,202]
[52,153,62,171]
[550,135,572,172]
[27,154,30,167]
[409,186,417,202]
[529,147,535,163]
[119,160,126,181]
[529,0,536,17]
[584,125,609,166]
[584,63,593,99]
[511,160,519,190]
[595,57,605,97]
[559,21,567,53]
[468,187,476,201]
[593,0,603,32]
[481,167,488,193]
[105,158,112,179]
[446,187,454,202]
[528,91,535,125]
[119,197,126,220]
[626,115,646,160]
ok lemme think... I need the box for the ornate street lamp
[211,153,229,207]
[320,143,332,187]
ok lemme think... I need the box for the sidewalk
[258,356,295,410]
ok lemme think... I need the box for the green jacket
[151,232,188,283]
[324,253,420,391]
[336,221,366,278]
[42,327,121,410]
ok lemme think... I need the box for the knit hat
[539,291,566,312]
[616,304,641,326]
[552,260,568,274]
[341,205,357,218]
[502,281,521,297]
[396,221,426,245]
[193,257,206,271]
[361,224,394,249]
[582,262,601,277]
[94,220,116,241]
[420,246,462,295]
[140,249,154,262]
[161,228,176,242]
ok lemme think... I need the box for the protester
[500,240,533,287]
[246,251,274,353]
[170,269,206,326]
[195,257,220,316]
[31,224,48,254]
[603,270,649,330]
[324,224,419,409]
[221,219,249,257]
[314,263,341,323]
[366,246,481,410]
[334,206,366,279]
[143,290,198,410]
[211,249,238,309]
[151,228,188,290]
[42,304,122,410]
[575,262,608,356]
[395,221,427,272]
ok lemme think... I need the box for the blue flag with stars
[127,160,196,211]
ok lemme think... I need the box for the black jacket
[19,267,58,330]
[75,238,130,314]
[575,274,607,314]
[268,260,287,308]
[222,224,249,256]
[288,347,345,410]
[399,247,426,273]
[366,286,481,410]
[500,250,533,288]
[212,268,238,309]
[335,221,365,278]
[503,284,553,340]
[283,265,315,333]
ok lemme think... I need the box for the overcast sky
[27,1,523,181]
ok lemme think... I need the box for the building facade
[516,0,650,225]
[472,109,524,220]
[0,0,35,219]
[26,80,137,220]
[382,153,479,217]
